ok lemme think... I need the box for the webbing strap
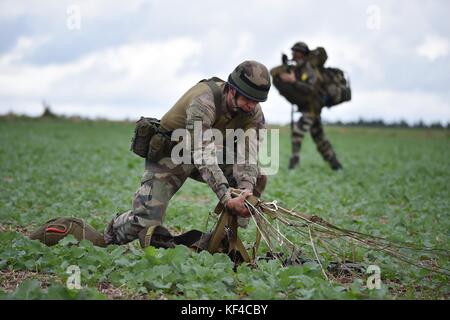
[208,205,251,263]
[252,229,261,261]
[200,77,225,123]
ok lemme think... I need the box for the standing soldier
[104,61,271,246]
[271,42,343,170]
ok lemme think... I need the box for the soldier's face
[227,88,258,113]
[236,94,258,113]
[292,51,305,61]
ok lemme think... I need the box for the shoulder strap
[199,77,225,122]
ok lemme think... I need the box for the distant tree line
[323,119,449,129]
[1,105,448,130]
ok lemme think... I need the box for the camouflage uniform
[105,63,269,245]
[272,55,342,170]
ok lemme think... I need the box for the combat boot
[288,155,300,170]
[329,157,343,171]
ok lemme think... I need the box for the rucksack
[321,67,352,107]
[308,47,328,68]
[306,47,351,107]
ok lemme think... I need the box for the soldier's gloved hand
[226,189,252,218]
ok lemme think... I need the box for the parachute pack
[309,47,352,107]
[271,46,352,109]
[320,66,352,107]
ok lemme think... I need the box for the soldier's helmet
[291,41,310,54]
[228,60,271,102]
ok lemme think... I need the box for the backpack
[321,67,352,107]
[308,47,328,68]
[307,47,351,107]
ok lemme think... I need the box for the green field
[0,117,449,299]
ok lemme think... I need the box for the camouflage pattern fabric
[105,75,267,245]
[271,53,341,169]
[228,61,271,102]
[291,113,340,168]
[271,59,322,114]
[105,157,267,245]
[160,80,266,205]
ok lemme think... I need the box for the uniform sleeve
[232,107,265,192]
[186,90,232,205]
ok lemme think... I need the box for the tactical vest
[160,78,263,137]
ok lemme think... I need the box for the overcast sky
[0,0,449,124]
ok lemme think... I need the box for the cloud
[0,0,146,20]
[0,0,449,124]
[0,35,203,119]
[0,35,51,66]
[417,35,449,61]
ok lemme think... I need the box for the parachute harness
[206,188,450,282]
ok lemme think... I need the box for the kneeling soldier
[104,61,271,246]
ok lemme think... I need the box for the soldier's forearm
[237,180,254,192]
[218,184,232,206]
[233,163,258,192]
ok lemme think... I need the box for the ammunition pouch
[147,131,174,163]
[29,217,106,247]
[130,117,161,158]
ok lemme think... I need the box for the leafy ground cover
[0,117,448,299]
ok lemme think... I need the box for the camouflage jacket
[161,81,265,205]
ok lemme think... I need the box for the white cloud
[0,36,203,119]
[231,32,254,61]
[0,0,449,124]
[0,35,51,66]
[417,35,450,61]
[290,34,384,81]
[0,0,146,20]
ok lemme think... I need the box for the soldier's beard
[234,94,253,115]
[226,94,239,114]
[236,107,249,115]
[228,91,251,115]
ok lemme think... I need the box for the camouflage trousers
[104,157,267,245]
[291,112,338,164]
